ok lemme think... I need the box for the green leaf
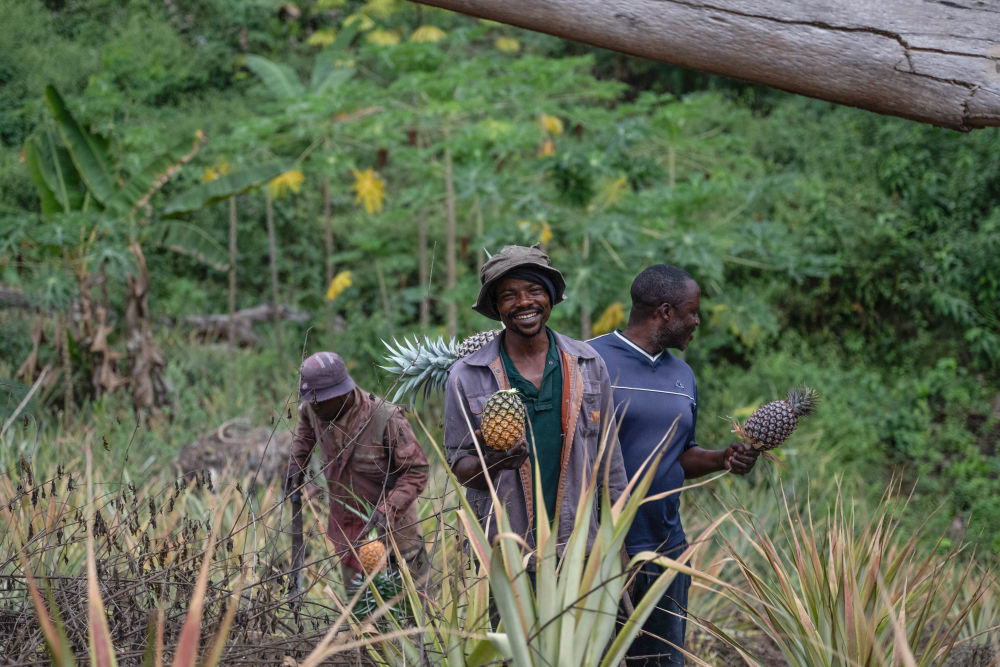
[43,85,116,206]
[145,220,229,272]
[243,54,305,100]
[309,22,360,93]
[23,135,64,217]
[105,136,203,215]
[163,164,287,216]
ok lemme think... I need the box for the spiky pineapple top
[382,330,501,405]
[740,386,818,451]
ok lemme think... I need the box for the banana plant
[18,85,287,410]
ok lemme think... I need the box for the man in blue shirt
[589,264,759,665]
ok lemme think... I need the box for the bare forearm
[453,455,492,490]
[679,446,727,478]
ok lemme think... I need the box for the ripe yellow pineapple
[737,386,818,451]
[358,540,387,575]
[481,389,526,450]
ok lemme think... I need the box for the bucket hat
[298,351,356,403]
[473,244,566,320]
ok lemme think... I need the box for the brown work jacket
[288,388,428,572]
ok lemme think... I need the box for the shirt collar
[613,330,663,364]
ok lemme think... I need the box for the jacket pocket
[351,440,390,481]
[579,391,603,438]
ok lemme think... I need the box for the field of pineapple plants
[2,0,999,663]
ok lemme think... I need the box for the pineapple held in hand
[358,540,387,575]
[481,389,526,451]
[736,386,818,451]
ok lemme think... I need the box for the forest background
[1,0,999,663]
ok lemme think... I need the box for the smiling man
[589,265,760,665]
[444,244,628,557]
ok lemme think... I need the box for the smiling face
[655,278,701,351]
[495,277,552,340]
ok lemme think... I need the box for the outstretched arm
[679,443,759,478]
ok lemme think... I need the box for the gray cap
[298,352,356,402]
[473,244,566,320]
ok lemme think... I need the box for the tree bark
[445,147,458,339]
[265,190,285,371]
[418,210,430,333]
[228,195,238,349]
[413,0,1000,131]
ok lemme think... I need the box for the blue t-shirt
[588,330,697,555]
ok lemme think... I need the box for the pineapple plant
[381,329,501,405]
[735,386,818,450]
[481,389,527,450]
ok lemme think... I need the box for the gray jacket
[444,329,629,555]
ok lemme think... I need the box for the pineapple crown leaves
[381,329,502,407]
[380,335,458,406]
[785,385,819,418]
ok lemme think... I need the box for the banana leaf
[24,128,86,217]
[105,134,206,215]
[163,163,288,216]
[44,85,116,206]
[146,220,229,272]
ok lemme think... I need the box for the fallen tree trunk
[183,303,310,347]
[414,0,1000,131]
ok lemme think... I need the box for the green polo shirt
[499,328,563,522]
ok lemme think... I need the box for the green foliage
[2,0,999,594]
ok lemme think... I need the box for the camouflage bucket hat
[299,351,356,403]
[473,244,566,320]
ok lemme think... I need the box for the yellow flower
[591,302,625,336]
[352,168,385,213]
[268,169,305,199]
[367,28,401,46]
[361,0,399,19]
[538,220,553,245]
[410,25,446,43]
[538,114,564,136]
[516,219,553,245]
[325,270,353,301]
[495,36,520,53]
[307,28,337,46]
[344,13,375,31]
[202,161,230,183]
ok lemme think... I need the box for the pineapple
[358,540,387,575]
[381,329,501,405]
[456,329,501,357]
[481,389,527,450]
[737,386,818,450]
